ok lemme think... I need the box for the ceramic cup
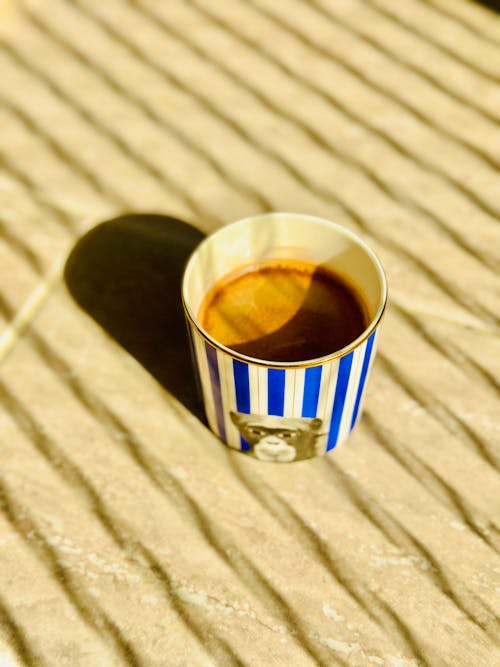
[182,213,387,462]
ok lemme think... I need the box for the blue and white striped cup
[182,213,387,462]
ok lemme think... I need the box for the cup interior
[182,213,387,359]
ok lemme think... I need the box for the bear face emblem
[230,411,323,462]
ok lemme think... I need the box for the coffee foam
[199,259,367,363]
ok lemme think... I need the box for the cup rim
[181,212,388,369]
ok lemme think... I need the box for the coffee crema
[198,259,368,363]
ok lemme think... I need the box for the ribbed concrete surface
[0,1,498,665]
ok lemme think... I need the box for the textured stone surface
[0,1,499,665]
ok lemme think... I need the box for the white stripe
[321,359,340,430]
[315,360,337,455]
[338,345,366,445]
[192,330,217,435]
[248,362,260,415]
[370,329,380,368]
[292,368,306,418]
[257,365,268,415]
[217,349,237,449]
[352,330,379,427]
[283,369,296,417]
[221,352,241,449]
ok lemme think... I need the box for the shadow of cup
[64,213,206,419]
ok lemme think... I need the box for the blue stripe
[327,352,353,450]
[232,359,251,451]
[301,366,322,418]
[205,342,226,442]
[350,332,376,430]
[267,368,286,416]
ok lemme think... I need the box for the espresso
[199,259,368,362]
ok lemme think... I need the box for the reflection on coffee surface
[199,259,368,362]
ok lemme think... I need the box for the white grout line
[390,295,500,336]
[0,648,21,667]
[0,252,66,365]
[0,209,117,366]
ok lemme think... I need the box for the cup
[182,213,387,462]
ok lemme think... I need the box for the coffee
[198,259,368,362]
